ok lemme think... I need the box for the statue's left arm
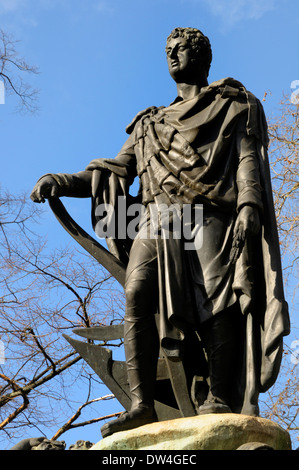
[234,132,263,237]
[230,130,263,262]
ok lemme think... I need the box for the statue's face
[166,37,195,82]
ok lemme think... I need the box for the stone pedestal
[90,414,291,451]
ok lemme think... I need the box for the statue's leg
[197,306,239,414]
[101,238,159,438]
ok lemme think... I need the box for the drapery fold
[85,78,289,414]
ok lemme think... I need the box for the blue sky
[1,0,298,210]
[0,0,298,449]
[2,0,298,261]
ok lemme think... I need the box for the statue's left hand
[235,205,260,237]
[230,205,260,263]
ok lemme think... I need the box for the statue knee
[125,282,146,310]
[125,280,157,319]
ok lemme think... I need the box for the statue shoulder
[209,77,259,103]
[125,106,164,134]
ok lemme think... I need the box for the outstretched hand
[30,175,59,203]
[230,205,260,264]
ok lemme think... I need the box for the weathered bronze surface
[31,27,290,439]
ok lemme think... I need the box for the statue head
[166,27,212,80]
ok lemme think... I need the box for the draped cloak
[85,78,289,415]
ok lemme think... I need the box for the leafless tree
[260,94,299,446]
[267,94,299,275]
[0,190,125,448]
[0,29,39,113]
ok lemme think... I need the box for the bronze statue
[31,27,290,439]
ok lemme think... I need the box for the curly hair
[166,27,212,77]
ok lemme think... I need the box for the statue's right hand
[30,175,59,203]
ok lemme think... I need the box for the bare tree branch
[51,394,119,440]
[0,189,124,447]
[0,29,39,113]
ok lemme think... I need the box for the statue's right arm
[30,170,92,203]
[31,131,137,204]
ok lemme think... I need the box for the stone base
[90,413,291,451]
